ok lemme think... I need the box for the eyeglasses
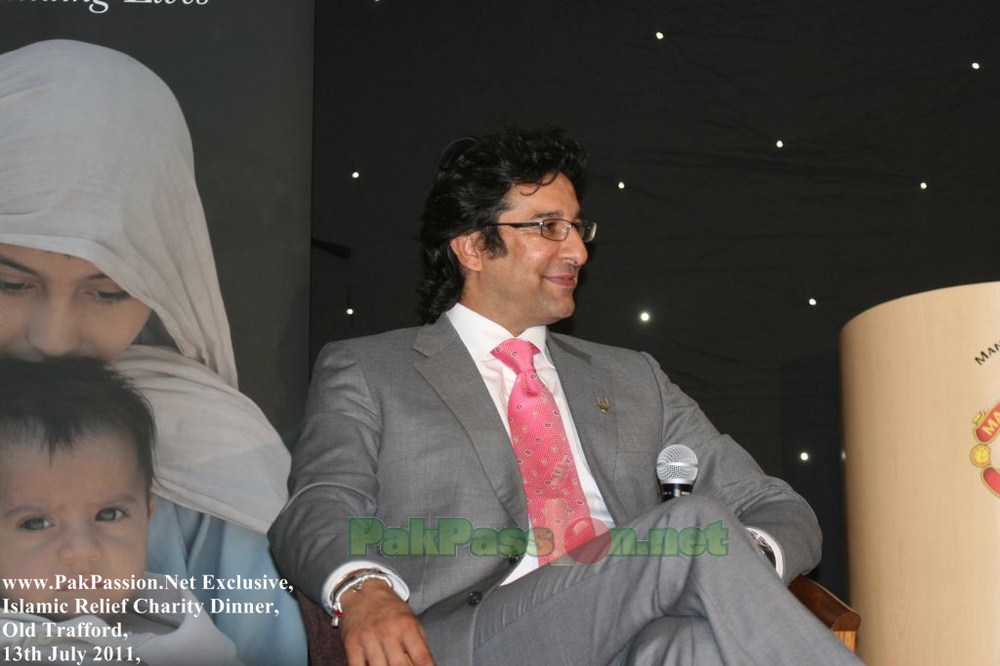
[486,218,598,243]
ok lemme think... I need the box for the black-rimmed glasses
[485,218,597,243]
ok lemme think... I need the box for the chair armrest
[789,576,860,653]
[788,575,859,632]
[296,589,349,666]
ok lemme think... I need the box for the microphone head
[656,445,699,485]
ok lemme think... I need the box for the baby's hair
[0,357,155,494]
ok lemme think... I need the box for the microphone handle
[659,482,693,502]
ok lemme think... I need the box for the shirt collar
[445,303,550,364]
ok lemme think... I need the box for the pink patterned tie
[492,338,596,565]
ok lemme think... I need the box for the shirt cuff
[321,561,410,615]
[745,526,785,580]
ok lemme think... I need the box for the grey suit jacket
[269,317,821,662]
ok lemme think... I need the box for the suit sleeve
[268,341,401,605]
[643,352,822,583]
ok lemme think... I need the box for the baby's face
[0,433,151,618]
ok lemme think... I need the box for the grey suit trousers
[465,496,860,666]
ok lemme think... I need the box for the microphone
[657,445,698,501]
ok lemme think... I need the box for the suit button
[466,591,482,606]
[508,556,520,567]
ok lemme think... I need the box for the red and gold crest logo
[971,401,1000,498]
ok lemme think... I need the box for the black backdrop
[311,0,1000,597]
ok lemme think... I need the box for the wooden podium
[841,282,1000,665]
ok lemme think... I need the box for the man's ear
[449,232,486,273]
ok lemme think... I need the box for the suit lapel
[548,336,630,525]
[412,319,528,527]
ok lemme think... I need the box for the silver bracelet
[746,527,784,578]
[330,569,393,627]
[751,530,776,567]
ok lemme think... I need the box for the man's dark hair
[418,126,589,322]
[0,356,156,495]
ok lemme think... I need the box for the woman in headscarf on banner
[0,39,306,666]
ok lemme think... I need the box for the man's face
[0,434,152,618]
[456,173,588,335]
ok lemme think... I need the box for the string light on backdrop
[617,181,626,189]
[808,298,818,306]
[351,171,360,179]
[775,139,784,148]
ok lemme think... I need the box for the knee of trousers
[645,495,737,531]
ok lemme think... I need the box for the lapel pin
[596,398,611,413]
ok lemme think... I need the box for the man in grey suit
[270,128,859,665]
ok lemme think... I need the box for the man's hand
[338,579,436,666]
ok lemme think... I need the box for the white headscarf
[0,40,289,534]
